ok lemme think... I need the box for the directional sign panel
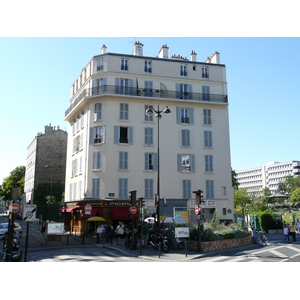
[22,204,37,222]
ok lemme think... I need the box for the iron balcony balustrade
[65,85,228,117]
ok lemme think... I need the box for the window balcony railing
[65,85,228,116]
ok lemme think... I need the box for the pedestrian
[106,223,113,243]
[251,223,259,244]
[283,224,290,242]
[296,219,300,234]
[290,222,297,243]
[141,222,149,248]
[115,222,124,245]
[41,221,46,237]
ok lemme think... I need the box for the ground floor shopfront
[61,199,140,234]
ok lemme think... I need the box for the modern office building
[236,160,300,194]
[24,124,68,204]
[63,41,233,231]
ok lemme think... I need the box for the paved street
[2,212,300,262]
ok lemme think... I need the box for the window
[181,129,190,147]
[79,156,83,174]
[202,86,210,101]
[118,178,128,199]
[144,127,154,145]
[202,67,209,78]
[73,182,77,200]
[177,154,195,172]
[94,103,102,121]
[144,61,152,73]
[223,208,227,215]
[206,180,214,199]
[180,65,187,76]
[72,159,78,176]
[90,126,106,144]
[114,126,133,144]
[120,103,129,120]
[69,183,73,201]
[204,131,212,148]
[222,186,226,196]
[121,59,128,71]
[115,78,134,95]
[92,178,100,198]
[183,180,191,199]
[205,155,213,172]
[145,153,157,171]
[119,151,128,170]
[203,109,212,125]
[145,179,154,199]
[73,135,81,153]
[93,151,101,170]
[97,59,104,71]
[176,83,193,100]
[92,78,107,95]
[176,107,194,125]
[144,105,154,122]
[144,81,153,97]
[78,181,82,200]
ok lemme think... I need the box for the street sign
[85,204,92,214]
[129,206,137,214]
[11,203,19,213]
[195,207,199,215]
[22,204,37,222]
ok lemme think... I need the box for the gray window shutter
[115,78,120,94]
[153,153,158,171]
[177,154,182,172]
[190,108,194,125]
[144,153,149,170]
[175,83,180,99]
[187,84,193,100]
[129,79,134,95]
[89,127,94,145]
[190,154,195,172]
[176,107,181,124]
[114,126,119,144]
[128,126,133,144]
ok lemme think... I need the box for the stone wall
[189,236,254,252]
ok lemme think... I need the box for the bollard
[97,233,100,244]
[185,240,187,257]
[158,242,161,258]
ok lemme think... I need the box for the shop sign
[200,200,216,208]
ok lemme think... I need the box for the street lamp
[145,105,171,230]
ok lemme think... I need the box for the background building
[236,160,300,194]
[63,41,233,230]
[24,124,68,204]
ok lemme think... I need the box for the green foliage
[0,166,25,200]
[258,212,281,232]
[291,188,300,206]
[34,182,64,204]
[231,169,240,190]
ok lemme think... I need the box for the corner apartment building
[63,41,233,228]
[24,125,68,203]
[236,160,300,195]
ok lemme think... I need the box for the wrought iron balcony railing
[65,85,228,117]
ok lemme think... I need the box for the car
[0,222,22,240]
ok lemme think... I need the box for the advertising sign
[175,211,189,224]
[47,222,65,235]
[175,227,190,238]
[200,200,216,208]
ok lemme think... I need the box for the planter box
[188,236,254,252]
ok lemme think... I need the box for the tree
[231,169,240,190]
[234,188,251,227]
[277,175,300,195]
[0,166,25,201]
[290,188,300,206]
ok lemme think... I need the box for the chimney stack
[133,41,144,56]
[101,44,107,54]
[158,44,169,59]
[190,50,197,62]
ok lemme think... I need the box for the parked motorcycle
[2,235,21,262]
[148,231,170,252]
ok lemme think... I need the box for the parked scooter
[148,231,170,252]
[2,234,21,262]
[174,237,185,250]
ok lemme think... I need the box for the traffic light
[139,197,145,207]
[11,183,20,201]
[129,190,137,205]
[193,189,203,205]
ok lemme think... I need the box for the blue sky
[1,37,300,183]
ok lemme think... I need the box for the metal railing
[65,85,228,117]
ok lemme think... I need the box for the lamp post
[145,105,171,230]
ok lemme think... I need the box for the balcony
[65,85,228,117]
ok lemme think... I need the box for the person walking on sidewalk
[290,222,297,243]
[296,219,300,234]
[141,222,149,248]
[115,222,124,245]
[283,224,290,242]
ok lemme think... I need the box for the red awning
[82,207,99,219]
[112,207,139,220]
[60,206,78,212]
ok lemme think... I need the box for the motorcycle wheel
[178,242,184,250]
[162,243,169,253]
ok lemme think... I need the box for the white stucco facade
[64,42,234,222]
